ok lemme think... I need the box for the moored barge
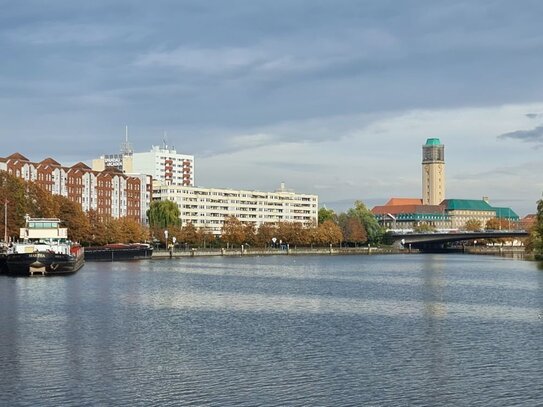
[4,217,84,276]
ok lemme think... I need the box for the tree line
[526,199,543,259]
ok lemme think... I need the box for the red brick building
[0,153,151,223]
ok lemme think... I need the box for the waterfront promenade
[151,246,527,258]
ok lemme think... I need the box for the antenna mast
[120,125,133,156]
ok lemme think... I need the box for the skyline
[2,1,543,216]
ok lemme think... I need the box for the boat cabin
[20,217,68,241]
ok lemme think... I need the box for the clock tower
[422,138,445,205]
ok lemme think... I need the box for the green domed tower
[422,138,445,205]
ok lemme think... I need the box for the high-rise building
[422,138,445,205]
[93,145,194,187]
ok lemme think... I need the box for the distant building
[93,145,194,187]
[0,153,152,224]
[372,138,520,231]
[422,138,445,205]
[442,198,519,229]
[153,182,318,236]
[520,214,537,230]
[371,197,450,230]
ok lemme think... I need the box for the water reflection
[1,255,542,406]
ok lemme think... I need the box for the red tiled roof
[6,152,29,161]
[385,197,423,206]
[372,204,445,215]
[39,157,62,166]
[70,162,91,170]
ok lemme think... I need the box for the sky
[1,0,543,216]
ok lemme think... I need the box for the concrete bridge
[387,230,529,251]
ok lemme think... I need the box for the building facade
[0,153,152,224]
[422,138,445,205]
[153,183,318,235]
[92,145,195,187]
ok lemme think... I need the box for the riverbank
[152,246,398,258]
[151,245,529,259]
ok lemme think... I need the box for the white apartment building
[94,145,195,187]
[153,183,318,235]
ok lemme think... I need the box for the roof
[493,207,520,220]
[70,162,91,170]
[441,199,494,211]
[6,152,30,161]
[425,138,442,146]
[385,197,423,206]
[372,204,444,215]
[39,157,62,166]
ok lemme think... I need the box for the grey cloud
[525,113,542,119]
[498,126,543,143]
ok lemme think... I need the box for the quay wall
[152,247,398,258]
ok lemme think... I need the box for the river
[0,254,542,406]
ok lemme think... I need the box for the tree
[318,207,337,225]
[311,220,343,246]
[276,221,309,246]
[255,223,277,247]
[346,200,383,244]
[243,222,257,246]
[197,227,215,248]
[485,217,511,230]
[147,200,180,229]
[528,199,543,258]
[413,223,436,233]
[464,219,482,231]
[52,195,90,242]
[341,216,367,244]
[0,171,31,240]
[182,222,199,246]
[86,210,109,245]
[221,216,246,247]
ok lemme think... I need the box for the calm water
[0,254,542,406]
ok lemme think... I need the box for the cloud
[498,125,543,144]
[5,22,135,45]
[525,113,542,119]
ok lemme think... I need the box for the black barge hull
[84,246,153,261]
[5,253,84,276]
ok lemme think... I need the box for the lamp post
[164,229,169,248]
[3,199,8,243]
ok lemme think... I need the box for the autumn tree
[197,227,215,248]
[114,217,149,243]
[275,221,309,246]
[182,222,199,246]
[52,195,90,242]
[86,210,109,245]
[485,217,511,230]
[346,200,383,244]
[147,200,180,229]
[255,223,277,247]
[221,216,246,247]
[243,222,257,246]
[527,199,543,259]
[311,220,343,246]
[464,219,482,231]
[0,171,30,239]
[340,215,367,245]
[413,223,436,233]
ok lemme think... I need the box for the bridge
[387,230,529,252]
